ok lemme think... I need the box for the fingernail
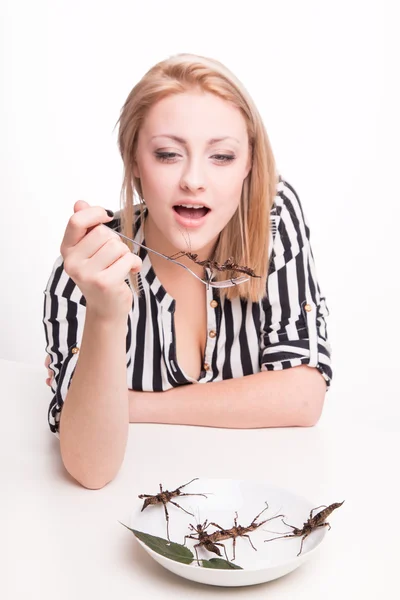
[106,209,114,218]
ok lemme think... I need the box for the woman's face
[133,90,251,258]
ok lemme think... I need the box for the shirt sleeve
[260,179,332,388]
[42,255,87,437]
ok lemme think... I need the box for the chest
[172,284,208,380]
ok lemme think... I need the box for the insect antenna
[168,226,193,261]
[262,505,286,534]
[178,227,192,253]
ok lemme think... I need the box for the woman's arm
[43,203,141,490]
[128,365,326,428]
[58,309,130,489]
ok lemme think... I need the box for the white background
[1,0,399,425]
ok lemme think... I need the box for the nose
[179,158,206,192]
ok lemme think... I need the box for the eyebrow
[151,134,241,145]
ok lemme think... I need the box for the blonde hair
[115,53,279,302]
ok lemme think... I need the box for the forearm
[59,309,129,489]
[129,365,326,429]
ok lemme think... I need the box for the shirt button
[71,346,80,354]
[203,363,210,371]
[210,300,218,308]
[304,304,312,312]
[209,330,217,338]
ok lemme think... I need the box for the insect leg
[201,520,212,531]
[309,505,327,519]
[183,533,197,547]
[209,522,229,533]
[178,492,209,499]
[241,534,258,552]
[168,500,195,517]
[260,513,286,527]
[252,502,269,522]
[316,522,331,531]
[281,518,297,530]
[168,251,187,260]
[298,532,310,556]
[162,501,171,542]
[232,536,237,561]
[263,527,286,535]
[194,543,201,566]
[175,477,199,491]
[264,532,298,544]
[214,542,230,562]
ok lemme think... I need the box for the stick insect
[185,502,285,564]
[263,501,345,556]
[138,478,209,542]
[169,229,261,279]
[184,519,231,564]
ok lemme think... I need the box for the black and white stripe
[42,177,332,436]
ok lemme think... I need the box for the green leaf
[200,558,243,570]
[119,523,194,565]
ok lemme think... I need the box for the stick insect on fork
[168,227,261,280]
[110,228,250,289]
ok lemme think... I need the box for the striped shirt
[43,176,332,436]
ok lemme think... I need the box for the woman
[43,53,332,489]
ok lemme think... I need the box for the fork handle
[112,229,207,285]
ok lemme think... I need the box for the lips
[173,206,210,219]
[172,204,211,228]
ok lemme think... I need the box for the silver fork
[111,228,249,289]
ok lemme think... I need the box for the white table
[2,358,397,599]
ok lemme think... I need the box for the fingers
[67,222,121,264]
[74,200,90,213]
[44,354,53,387]
[85,236,131,272]
[63,227,137,281]
[92,251,142,289]
[59,201,141,320]
[60,205,114,252]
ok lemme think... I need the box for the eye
[155,152,179,163]
[212,154,236,163]
[154,152,236,164]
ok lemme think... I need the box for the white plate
[129,478,334,587]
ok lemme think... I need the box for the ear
[244,157,252,179]
[133,160,140,178]
[244,147,252,179]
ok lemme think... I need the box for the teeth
[177,204,206,209]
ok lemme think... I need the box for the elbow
[61,456,116,489]
[64,462,116,490]
[295,367,327,427]
[79,478,113,491]
[60,444,118,490]
[300,411,322,428]
[298,392,326,427]
[58,414,125,490]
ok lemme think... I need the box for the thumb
[74,200,90,213]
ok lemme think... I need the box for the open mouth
[173,205,211,220]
